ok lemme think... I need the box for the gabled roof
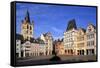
[42,32,52,37]
[16,34,45,44]
[79,28,86,33]
[66,19,77,31]
[30,37,45,44]
[90,24,96,29]
[81,28,86,33]
[16,34,23,40]
[87,23,96,29]
[16,34,26,44]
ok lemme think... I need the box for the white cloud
[51,27,63,33]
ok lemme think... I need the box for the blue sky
[16,3,96,40]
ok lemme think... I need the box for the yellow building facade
[21,10,34,40]
[76,28,86,55]
[55,40,64,55]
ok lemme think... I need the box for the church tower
[21,10,34,40]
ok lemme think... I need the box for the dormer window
[88,28,91,32]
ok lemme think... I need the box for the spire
[25,10,30,23]
[66,19,77,31]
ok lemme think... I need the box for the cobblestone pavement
[16,55,97,66]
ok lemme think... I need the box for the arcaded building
[76,28,86,55]
[16,10,53,57]
[64,19,78,55]
[64,19,96,56]
[86,24,96,55]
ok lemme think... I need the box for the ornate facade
[64,19,77,55]
[86,24,96,55]
[16,10,96,58]
[76,28,86,55]
[64,19,96,56]
[21,39,46,57]
[16,11,53,58]
[40,32,53,55]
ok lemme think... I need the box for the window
[71,49,73,54]
[88,28,91,32]
[77,50,79,55]
[81,37,84,40]
[27,30,28,34]
[16,48,19,50]
[70,33,72,37]
[81,50,84,55]
[91,34,94,38]
[87,34,94,40]
[17,44,19,46]
[30,31,32,34]
[87,41,94,46]
[70,38,72,42]
[30,26,32,30]
[91,49,94,55]
[86,49,94,55]
[91,41,94,46]
[65,50,67,53]
[87,42,90,46]
[16,40,19,42]
[86,50,88,55]
[68,50,70,53]
[27,25,29,29]
[87,35,90,39]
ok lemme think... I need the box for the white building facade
[16,40,21,57]
[40,32,53,55]
[20,40,47,57]
[86,24,96,55]
[64,28,77,55]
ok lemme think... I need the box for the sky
[16,3,97,40]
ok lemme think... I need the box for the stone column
[19,52,21,57]
[23,50,26,57]
[38,52,39,56]
[84,49,86,55]
[95,47,96,55]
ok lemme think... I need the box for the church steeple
[25,10,30,23]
